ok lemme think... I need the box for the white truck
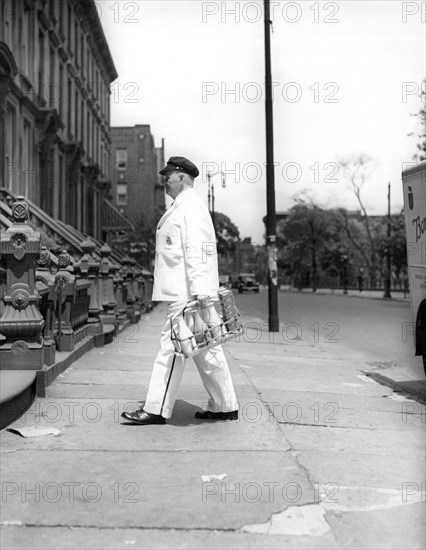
[402,160,426,374]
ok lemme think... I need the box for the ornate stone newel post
[99,244,118,327]
[74,239,102,336]
[0,196,45,369]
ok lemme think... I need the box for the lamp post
[341,254,348,294]
[383,182,392,299]
[207,171,226,234]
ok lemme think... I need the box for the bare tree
[408,78,426,162]
[338,153,379,287]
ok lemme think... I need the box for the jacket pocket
[160,229,183,266]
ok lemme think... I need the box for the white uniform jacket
[152,188,219,301]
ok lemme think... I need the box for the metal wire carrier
[170,286,244,358]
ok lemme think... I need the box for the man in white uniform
[121,156,239,425]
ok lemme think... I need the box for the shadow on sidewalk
[119,400,205,427]
[365,373,426,405]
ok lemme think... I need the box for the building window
[87,46,90,83]
[80,34,84,74]
[38,31,45,98]
[26,6,35,81]
[117,183,127,205]
[67,4,72,51]
[59,153,64,219]
[60,0,65,34]
[80,99,84,146]
[49,47,55,108]
[3,0,13,45]
[49,0,57,23]
[91,118,95,160]
[59,63,64,119]
[74,20,78,62]
[67,77,72,137]
[5,105,17,190]
[116,149,127,170]
[23,119,33,199]
[86,110,90,154]
[91,58,95,90]
[74,89,79,140]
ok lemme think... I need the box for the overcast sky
[98,0,425,243]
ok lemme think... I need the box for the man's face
[162,171,183,199]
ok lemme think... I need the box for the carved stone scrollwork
[11,233,28,260]
[58,250,71,269]
[37,246,51,268]
[11,340,29,357]
[11,287,30,310]
[12,196,29,223]
[0,196,46,369]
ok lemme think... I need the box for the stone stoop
[0,319,133,430]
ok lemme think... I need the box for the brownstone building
[0,0,130,241]
[110,125,165,226]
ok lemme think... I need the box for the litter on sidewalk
[7,426,61,438]
[201,474,227,482]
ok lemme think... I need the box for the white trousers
[144,302,238,419]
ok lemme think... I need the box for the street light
[383,182,392,299]
[341,254,348,295]
[207,171,226,233]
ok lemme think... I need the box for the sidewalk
[1,304,425,549]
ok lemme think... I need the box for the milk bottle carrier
[170,287,244,358]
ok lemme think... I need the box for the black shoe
[195,410,238,421]
[121,409,166,425]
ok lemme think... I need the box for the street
[235,290,424,378]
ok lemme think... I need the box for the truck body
[402,160,426,371]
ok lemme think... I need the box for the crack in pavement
[235,362,337,540]
[277,421,379,430]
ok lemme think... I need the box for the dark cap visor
[159,166,176,176]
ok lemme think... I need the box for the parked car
[237,273,260,294]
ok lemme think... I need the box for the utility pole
[383,182,392,298]
[211,179,215,232]
[207,171,225,237]
[264,0,279,331]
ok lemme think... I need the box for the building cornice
[78,0,118,84]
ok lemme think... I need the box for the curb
[364,372,426,405]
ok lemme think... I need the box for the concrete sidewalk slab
[2,397,289,453]
[251,388,425,430]
[296,449,424,488]
[283,424,426,458]
[0,526,342,550]
[1,301,424,549]
[0,449,311,530]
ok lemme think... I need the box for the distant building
[110,125,165,225]
[0,0,131,241]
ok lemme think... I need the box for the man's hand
[195,294,209,308]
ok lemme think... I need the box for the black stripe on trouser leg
[160,353,177,416]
